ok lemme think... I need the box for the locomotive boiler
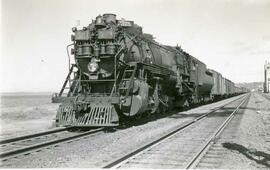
[52,14,214,127]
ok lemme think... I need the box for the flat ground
[217,92,270,169]
[0,92,269,168]
[0,93,60,139]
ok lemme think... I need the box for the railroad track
[0,127,104,161]
[103,93,250,169]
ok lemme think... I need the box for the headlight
[88,61,99,72]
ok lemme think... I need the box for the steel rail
[0,127,73,144]
[184,93,250,169]
[0,128,104,160]
[103,94,248,168]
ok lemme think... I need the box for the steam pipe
[66,43,74,71]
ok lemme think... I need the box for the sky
[1,0,270,92]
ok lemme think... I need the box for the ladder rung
[119,87,128,90]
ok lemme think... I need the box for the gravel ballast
[215,92,270,169]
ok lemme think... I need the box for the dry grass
[0,94,60,139]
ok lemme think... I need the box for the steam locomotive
[52,14,247,127]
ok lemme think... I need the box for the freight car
[210,69,246,100]
[52,14,246,127]
[210,69,224,100]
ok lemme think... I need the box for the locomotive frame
[52,14,247,127]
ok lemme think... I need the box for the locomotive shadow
[207,106,248,117]
[106,98,249,131]
[115,109,181,130]
[172,101,249,119]
[169,113,204,119]
[115,102,217,130]
[171,106,245,119]
[223,142,270,168]
[206,98,250,117]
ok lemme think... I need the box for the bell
[95,15,105,28]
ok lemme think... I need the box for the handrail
[71,79,116,82]
[59,64,76,97]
